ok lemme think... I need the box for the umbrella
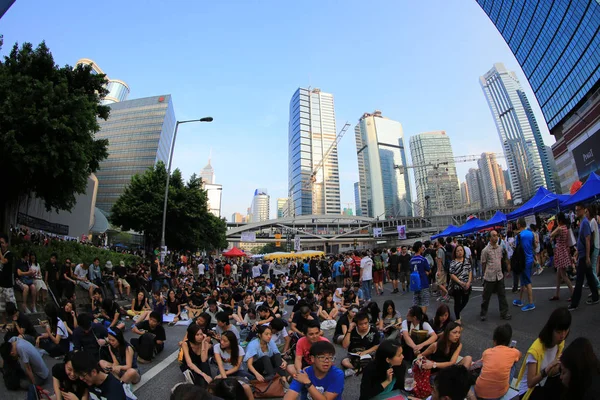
[222,247,246,257]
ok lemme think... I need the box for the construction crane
[304,122,352,214]
[394,153,505,174]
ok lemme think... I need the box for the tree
[0,40,110,233]
[110,162,227,251]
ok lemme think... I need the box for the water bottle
[404,368,414,392]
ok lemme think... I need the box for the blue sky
[1,0,555,220]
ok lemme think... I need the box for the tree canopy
[110,161,227,251]
[0,39,110,232]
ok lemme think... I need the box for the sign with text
[275,233,282,247]
[241,231,256,242]
[397,225,407,240]
[573,127,600,180]
[294,236,301,251]
[373,228,383,238]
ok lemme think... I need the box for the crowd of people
[0,203,599,399]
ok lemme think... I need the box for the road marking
[472,286,565,291]
[132,349,179,392]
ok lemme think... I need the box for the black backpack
[511,233,526,275]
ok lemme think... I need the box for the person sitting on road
[559,337,600,399]
[318,291,339,322]
[36,303,70,358]
[100,298,126,331]
[0,335,49,388]
[417,321,473,372]
[270,317,292,355]
[431,365,471,400]
[431,303,453,337]
[332,307,357,345]
[71,312,109,359]
[131,311,166,363]
[209,377,253,400]
[71,350,128,400]
[180,323,213,387]
[290,305,319,337]
[400,305,437,363]
[380,300,402,340]
[215,311,240,340]
[6,301,38,345]
[52,351,89,400]
[341,311,381,377]
[127,289,151,321]
[214,330,252,379]
[244,325,289,381]
[283,341,344,400]
[99,327,141,385]
[288,319,330,376]
[359,339,406,400]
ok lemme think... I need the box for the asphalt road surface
[1,269,598,400]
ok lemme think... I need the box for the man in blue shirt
[285,341,344,400]
[569,203,600,310]
[513,218,536,311]
[410,241,431,314]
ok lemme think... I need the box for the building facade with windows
[480,63,553,203]
[95,95,176,212]
[409,131,461,216]
[251,189,270,222]
[277,198,289,219]
[75,58,130,105]
[477,152,507,208]
[477,0,600,193]
[354,111,412,219]
[288,87,340,216]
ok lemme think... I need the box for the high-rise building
[503,169,512,195]
[355,111,412,218]
[251,189,270,222]
[354,182,362,217]
[477,1,600,193]
[288,87,340,216]
[276,198,289,219]
[95,95,176,213]
[477,153,507,209]
[465,168,483,209]
[75,59,130,105]
[409,131,461,216]
[460,181,470,206]
[204,183,222,218]
[480,63,553,203]
[200,159,215,185]
[231,212,244,223]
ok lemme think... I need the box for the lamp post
[160,117,213,251]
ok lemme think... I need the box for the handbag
[412,362,432,398]
[250,374,286,398]
[567,228,576,247]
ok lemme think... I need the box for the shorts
[389,270,399,281]
[399,271,410,283]
[413,288,430,308]
[373,270,384,283]
[77,280,93,290]
[118,278,130,288]
[436,272,447,287]
[34,279,47,292]
[520,263,533,287]
[0,287,16,311]
[14,279,27,291]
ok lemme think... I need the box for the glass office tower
[288,87,341,216]
[355,111,412,218]
[409,131,461,216]
[95,95,176,212]
[477,0,600,193]
[75,58,130,105]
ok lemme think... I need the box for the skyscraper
[355,111,412,218]
[288,88,340,216]
[477,153,507,208]
[95,95,176,213]
[465,168,483,209]
[477,0,600,193]
[354,182,362,216]
[204,183,222,218]
[200,159,215,185]
[480,63,553,203]
[251,189,270,222]
[231,212,244,223]
[276,198,288,219]
[409,131,461,216]
[75,59,130,105]
[460,181,470,206]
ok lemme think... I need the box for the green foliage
[11,238,141,269]
[0,40,110,231]
[110,162,227,251]
[252,243,279,254]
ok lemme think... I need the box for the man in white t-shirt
[231,263,238,281]
[252,263,262,278]
[359,252,373,302]
[198,263,205,277]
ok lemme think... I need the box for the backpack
[374,255,383,271]
[410,266,422,292]
[511,233,526,275]
[444,247,453,274]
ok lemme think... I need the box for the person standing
[359,251,373,302]
[410,241,431,314]
[480,231,512,321]
[448,245,472,324]
[587,205,600,289]
[568,203,600,311]
[398,246,412,294]
[388,247,400,294]
[436,239,449,302]
[513,218,536,312]
[549,213,574,301]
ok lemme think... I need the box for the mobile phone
[510,340,517,348]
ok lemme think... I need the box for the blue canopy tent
[561,172,600,208]
[431,225,458,240]
[476,211,507,231]
[506,187,569,220]
[453,218,484,236]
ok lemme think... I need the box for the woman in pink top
[475,324,521,400]
[549,213,574,301]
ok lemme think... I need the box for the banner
[397,225,407,240]
[373,228,383,238]
[275,233,282,247]
[241,231,256,242]
[294,236,301,251]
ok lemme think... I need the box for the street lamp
[160,117,213,251]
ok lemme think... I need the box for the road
[1,269,598,400]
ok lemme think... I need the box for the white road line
[472,286,564,291]
[133,349,179,392]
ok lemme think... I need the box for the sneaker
[123,383,137,400]
[512,300,524,307]
[568,305,578,312]
[521,303,536,312]
[344,368,356,378]
[586,299,599,305]
[183,369,195,385]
